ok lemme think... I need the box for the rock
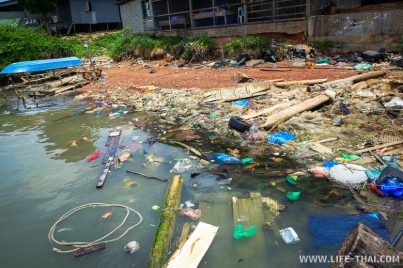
[230,72,253,83]
[333,117,343,126]
[245,59,265,68]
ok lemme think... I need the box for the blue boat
[0,57,82,75]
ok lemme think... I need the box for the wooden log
[331,224,403,268]
[274,79,328,88]
[148,175,183,268]
[165,222,219,268]
[242,100,298,120]
[73,243,106,257]
[355,141,403,154]
[261,94,331,129]
[308,71,386,91]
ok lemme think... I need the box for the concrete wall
[152,19,306,38]
[308,9,403,51]
[120,0,144,32]
[69,0,120,24]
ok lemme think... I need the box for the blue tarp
[0,57,82,75]
[309,213,390,246]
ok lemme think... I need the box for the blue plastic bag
[212,153,241,164]
[380,177,403,199]
[232,99,250,107]
[323,161,340,169]
[267,132,295,145]
[365,170,381,182]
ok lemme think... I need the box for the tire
[228,116,251,132]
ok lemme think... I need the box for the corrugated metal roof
[0,0,17,7]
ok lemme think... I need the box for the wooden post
[189,0,194,29]
[306,0,310,17]
[148,175,183,268]
[212,0,216,26]
[167,0,171,31]
[272,0,276,20]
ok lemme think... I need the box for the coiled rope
[48,203,143,253]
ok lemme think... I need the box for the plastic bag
[232,99,250,107]
[379,177,403,199]
[267,131,295,145]
[286,175,298,186]
[280,227,300,244]
[233,224,257,239]
[286,191,301,201]
[212,153,241,164]
[241,158,254,165]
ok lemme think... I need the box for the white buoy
[124,241,140,254]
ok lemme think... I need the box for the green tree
[18,0,57,20]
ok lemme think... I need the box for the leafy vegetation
[0,25,91,69]
[312,40,334,52]
[18,0,57,18]
[398,35,403,54]
[225,35,272,56]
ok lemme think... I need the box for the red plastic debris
[86,151,103,162]
[369,182,384,196]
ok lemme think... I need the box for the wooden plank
[259,68,291,72]
[274,78,328,88]
[203,81,272,103]
[355,141,403,154]
[165,222,218,268]
[242,100,298,120]
[231,192,266,260]
[308,71,386,92]
[261,94,331,129]
[310,142,333,155]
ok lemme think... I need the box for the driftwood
[331,224,403,268]
[356,141,403,154]
[73,243,106,257]
[308,71,386,91]
[261,94,331,129]
[242,100,298,120]
[148,175,183,268]
[126,170,167,182]
[274,78,328,88]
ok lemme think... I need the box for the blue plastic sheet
[232,99,250,107]
[309,213,389,246]
[267,131,295,145]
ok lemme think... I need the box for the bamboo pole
[148,175,183,268]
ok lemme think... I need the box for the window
[85,1,93,12]
[142,0,152,18]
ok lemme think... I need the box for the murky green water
[0,98,399,268]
